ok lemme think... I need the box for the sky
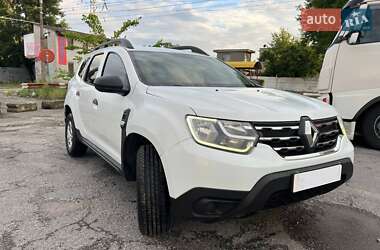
[60,0,305,57]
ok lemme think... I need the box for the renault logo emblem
[299,117,319,151]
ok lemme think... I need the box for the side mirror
[94,76,130,96]
[348,31,360,45]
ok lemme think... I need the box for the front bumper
[161,135,354,199]
[171,158,353,220]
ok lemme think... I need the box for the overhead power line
[65,0,299,25]
[63,0,215,15]
[0,16,38,24]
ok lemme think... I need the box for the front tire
[136,144,171,236]
[65,113,87,157]
[361,106,380,150]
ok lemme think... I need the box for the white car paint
[65,46,354,199]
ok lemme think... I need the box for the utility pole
[39,0,47,82]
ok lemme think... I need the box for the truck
[318,0,380,149]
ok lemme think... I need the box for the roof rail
[172,46,209,56]
[93,39,134,51]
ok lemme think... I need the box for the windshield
[333,3,380,45]
[129,51,255,87]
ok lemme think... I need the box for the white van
[318,0,380,149]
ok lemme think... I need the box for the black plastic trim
[171,158,353,221]
[76,129,123,173]
[120,109,133,179]
[172,46,209,56]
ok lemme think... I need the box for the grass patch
[0,82,21,89]
[17,87,67,100]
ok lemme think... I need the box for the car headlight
[186,116,259,153]
[338,117,347,137]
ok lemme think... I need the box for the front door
[92,52,131,163]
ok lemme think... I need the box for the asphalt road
[1,105,380,249]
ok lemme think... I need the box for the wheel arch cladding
[122,132,168,183]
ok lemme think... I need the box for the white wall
[261,76,318,93]
[0,67,31,83]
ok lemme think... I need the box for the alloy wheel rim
[375,116,380,139]
[67,121,73,150]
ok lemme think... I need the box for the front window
[129,51,255,87]
[333,4,380,45]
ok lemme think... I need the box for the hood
[147,86,337,122]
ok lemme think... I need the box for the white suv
[64,40,354,236]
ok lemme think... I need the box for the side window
[77,58,89,79]
[359,5,380,44]
[85,53,104,84]
[102,53,128,82]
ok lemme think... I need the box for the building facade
[24,25,86,82]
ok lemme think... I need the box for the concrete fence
[261,76,318,93]
[0,67,31,83]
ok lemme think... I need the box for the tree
[152,39,177,48]
[259,29,321,78]
[65,13,140,62]
[0,0,65,79]
[301,0,347,54]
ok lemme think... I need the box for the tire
[136,144,171,236]
[65,113,88,157]
[361,106,380,150]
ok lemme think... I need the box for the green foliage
[0,0,65,72]
[65,14,140,62]
[55,69,73,81]
[17,87,67,100]
[82,13,105,36]
[301,0,347,54]
[152,39,177,48]
[259,29,322,78]
[113,17,141,39]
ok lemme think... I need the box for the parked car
[64,40,354,236]
[318,0,380,149]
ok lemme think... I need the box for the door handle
[92,99,98,106]
[76,90,80,97]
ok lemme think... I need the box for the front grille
[255,117,341,158]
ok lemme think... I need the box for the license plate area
[292,165,342,193]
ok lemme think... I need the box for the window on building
[84,53,104,84]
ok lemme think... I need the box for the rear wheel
[65,113,87,157]
[136,144,171,236]
[361,106,380,150]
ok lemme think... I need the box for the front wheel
[361,106,380,150]
[136,144,171,236]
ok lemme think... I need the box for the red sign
[38,49,55,63]
[301,9,341,32]
[57,36,68,65]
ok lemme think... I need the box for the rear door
[78,53,105,142]
[332,3,380,119]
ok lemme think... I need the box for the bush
[259,29,322,78]
[17,87,67,100]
